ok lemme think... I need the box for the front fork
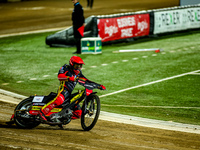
[83,96,95,116]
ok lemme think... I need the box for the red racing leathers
[41,64,90,119]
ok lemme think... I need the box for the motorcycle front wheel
[14,97,40,129]
[81,94,100,131]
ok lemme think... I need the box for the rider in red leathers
[39,56,106,122]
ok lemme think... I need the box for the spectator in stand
[87,0,94,9]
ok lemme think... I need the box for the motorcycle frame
[29,80,96,117]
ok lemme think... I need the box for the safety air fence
[45,4,200,47]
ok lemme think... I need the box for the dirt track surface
[0,0,179,35]
[0,99,200,150]
[1,0,200,149]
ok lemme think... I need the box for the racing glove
[99,85,106,90]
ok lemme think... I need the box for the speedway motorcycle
[9,79,105,131]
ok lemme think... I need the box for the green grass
[0,30,200,125]
[101,75,200,124]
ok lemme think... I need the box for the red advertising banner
[97,14,150,42]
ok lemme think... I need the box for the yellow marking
[79,78,86,81]
[31,106,62,112]
[51,108,62,112]
[70,90,84,103]
[31,106,43,111]
[41,81,65,110]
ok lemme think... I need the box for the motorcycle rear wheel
[81,94,100,131]
[14,97,40,129]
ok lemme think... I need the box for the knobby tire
[81,94,100,131]
[14,97,40,129]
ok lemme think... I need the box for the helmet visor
[74,64,82,70]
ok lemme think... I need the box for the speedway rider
[39,56,106,123]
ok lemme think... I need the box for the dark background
[0,0,179,35]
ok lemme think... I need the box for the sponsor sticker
[32,96,44,102]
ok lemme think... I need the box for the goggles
[73,64,82,70]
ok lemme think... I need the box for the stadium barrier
[45,16,98,47]
[152,5,200,34]
[45,4,200,47]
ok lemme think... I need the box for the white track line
[99,111,200,134]
[190,73,200,75]
[0,27,67,38]
[0,98,21,104]
[100,70,200,98]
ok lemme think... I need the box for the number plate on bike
[32,96,44,102]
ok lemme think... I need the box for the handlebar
[77,79,106,90]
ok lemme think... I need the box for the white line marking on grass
[133,58,138,60]
[189,73,200,75]
[2,83,9,85]
[142,56,148,58]
[122,60,128,62]
[101,104,200,109]
[29,78,37,80]
[112,61,118,63]
[100,70,200,98]
[152,54,157,56]
[16,81,23,83]
[43,75,49,77]
[161,52,166,54]
[102,64,108,66]
[90,66,97,68]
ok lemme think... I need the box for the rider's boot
[39,111,48,122]
[71,106,82,120]
[39,94,65,123]
[71,110,82,119]
[39,103,55,122]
